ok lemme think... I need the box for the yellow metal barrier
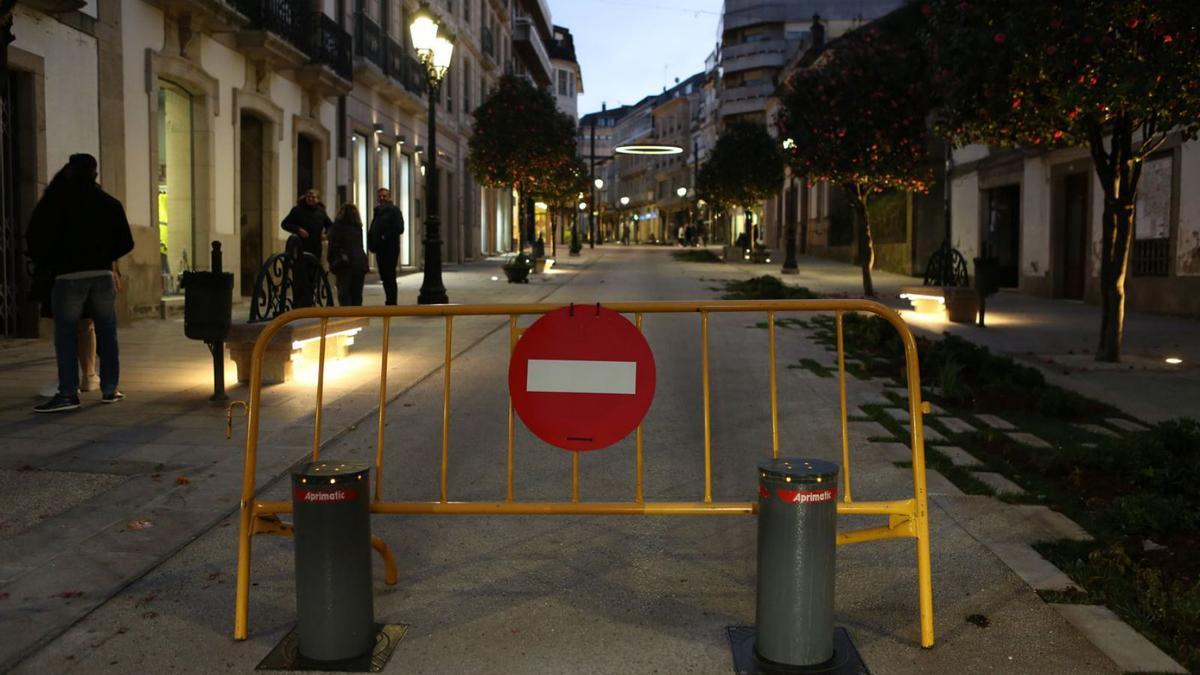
[233,300,935,649]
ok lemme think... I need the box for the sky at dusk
[549,0,725,117]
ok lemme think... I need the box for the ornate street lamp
[410,3,454,304]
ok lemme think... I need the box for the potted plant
[502,253,533,283]
[944,286,979,324]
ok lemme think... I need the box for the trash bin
[180,269,233,342]
[755,458,839,668]
[292,461,374,662]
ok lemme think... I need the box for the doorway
[239,114,265,297]
[985,185,1021,288]
[1058,173,1088,299]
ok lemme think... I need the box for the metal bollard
[292,461,374,662]
[755,458,839,668]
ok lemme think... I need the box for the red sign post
[508,305,656,451]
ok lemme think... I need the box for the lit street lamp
[410,3,454,305]
[619,196,630,243]
[676,186,687,198]
[594,178,604,190]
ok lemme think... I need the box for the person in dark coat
[367,188,404,305]
[27,153,134,412]
[281,189,331,307]
[328,203,368,307]
[281,189,331,259]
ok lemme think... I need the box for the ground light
[899,291,947,315]
[1165,357,1183,365]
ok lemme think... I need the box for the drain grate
[726,626,870,674]
[257,623,408,672]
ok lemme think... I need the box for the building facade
[949,140,1200,316]
[0,0,570,337]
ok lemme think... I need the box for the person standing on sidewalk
[28,153,134,412]
[368,188,403,306]
[328,203,368,306]
[281,189,331,308]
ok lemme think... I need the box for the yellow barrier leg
[371,535,399,586]
[234,502,253,641]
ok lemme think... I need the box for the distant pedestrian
[678,225,686,246]
[367,188,404,305]
[27,153,133,412]
[281,189,331,308]
[328,203,368,307]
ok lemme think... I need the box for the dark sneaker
[33,394,80,413]
[101,391,125,404]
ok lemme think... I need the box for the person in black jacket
[28,153,134,413]
[281,189,331,258]
[368,188,404,305]
[328,204,368,306]
[281,190,331,307]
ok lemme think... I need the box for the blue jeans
[52,274,119,396]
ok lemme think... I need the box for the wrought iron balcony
[354,11,385,70]
[234,2,352,84]
[311,13,352,81]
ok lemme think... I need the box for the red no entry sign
[509,305,656,451]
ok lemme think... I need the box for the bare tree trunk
[1089,118,1141,363]
[849,184,875,297]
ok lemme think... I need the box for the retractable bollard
[292,461,374,662]
[755,458,839,668]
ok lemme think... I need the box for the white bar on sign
[526,359,637,395]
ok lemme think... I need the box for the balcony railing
[312,13,353,81]
[384,37,405,82]
[355,11,384,69]
[236,0,309,53]
[234,1,352,81]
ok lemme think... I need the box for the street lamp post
[619,195,629,244]
[410,3,454,305]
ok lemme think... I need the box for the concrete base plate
[727,626,869,674]
[256,624,408,672]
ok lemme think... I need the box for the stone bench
[226,316,371,385]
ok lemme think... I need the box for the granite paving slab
[1052,605,1187,674]
[936,446,984,468]
[1071,423,1119,438]
[938,417,976,434]
[987,543,1079,592]
[1105,417,1149,432]
[975,472,1026,496]
[1005,431,1052,449]
[975,414,1016,430]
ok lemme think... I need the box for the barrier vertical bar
[900,323,934,648]
[506,316,517,502]
[374,317,391,502]
[312,318,329,462]
[701,310,712,504]
[440,315,453,503]
[572,453,580,503]
[768,310,780,459]
[634,313,645,504]
[835,311,852,503]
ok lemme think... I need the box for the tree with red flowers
[925,0,1200,361]
[776,11,934,297]
[468,75,578,252]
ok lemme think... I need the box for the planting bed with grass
[801,312,1200,671]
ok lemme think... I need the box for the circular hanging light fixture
[614,144,683,156]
